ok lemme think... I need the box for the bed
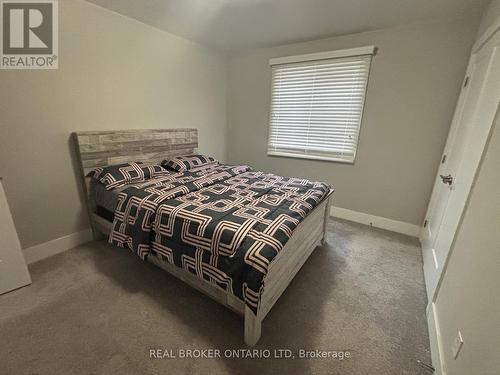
[73,128,333,346]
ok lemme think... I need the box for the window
[267,46,375,163]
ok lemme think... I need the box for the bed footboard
[244,192,332,346]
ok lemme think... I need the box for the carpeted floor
[0,218,430,375]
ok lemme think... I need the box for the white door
[422,30,500,303]
[0,178,31,294]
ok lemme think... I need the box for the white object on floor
[0,178,31,294]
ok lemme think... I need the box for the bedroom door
[421,29,500,303]
[0,178,31,295]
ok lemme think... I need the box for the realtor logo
[1,0,58,69]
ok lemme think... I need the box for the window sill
[267,151,355,164]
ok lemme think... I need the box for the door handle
[440,174,453,185]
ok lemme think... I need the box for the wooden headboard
[72,128,198,238]
[73,128,198,175]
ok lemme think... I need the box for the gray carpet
[0,218,430,375]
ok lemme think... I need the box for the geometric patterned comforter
[108,164,331,313]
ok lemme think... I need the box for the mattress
[93,181,124,212]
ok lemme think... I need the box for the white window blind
[267,47,374,163]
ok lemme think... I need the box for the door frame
[421,16,500,311]
[422,14,500,375]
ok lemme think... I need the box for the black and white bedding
[94,163,331,313]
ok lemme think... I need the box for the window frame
[267,46,376,164]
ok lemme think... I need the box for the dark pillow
[87,162,166,190]
[162,154,218,172]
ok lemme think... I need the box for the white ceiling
[86,0,489,51]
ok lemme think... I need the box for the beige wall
[477,0,500,37]
[226,19,479,225]
[432,3,500,374]
[0,0,227,248]
[434,108,500,375]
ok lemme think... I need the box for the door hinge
[424,219,428,228]
[463,76,470,88]
[441,154,447,164]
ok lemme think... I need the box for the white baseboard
[330,206,421,238]
[23,228,93,264]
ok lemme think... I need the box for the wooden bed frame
[73,128,332,346]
